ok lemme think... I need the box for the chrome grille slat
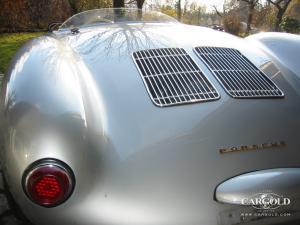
[146,57,180,103]
[158,48,191,102]
[194,47,284,98]
[158,49,191,102]
[133,48,220,107]
[166,49,200,99]
[162,49,195,101]
[135,52,164,105]
[179,50,214,98]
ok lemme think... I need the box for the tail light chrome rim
[22,159,75,207]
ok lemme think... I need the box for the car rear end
[1,14,300,225]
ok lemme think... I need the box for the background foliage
[0,0,299,33]
[280,16,300,32]
[0,0,299,73]
[0,32,43,73]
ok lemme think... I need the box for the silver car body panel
[215,168,300,205]
[1,21,300,225]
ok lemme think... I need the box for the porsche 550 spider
[1,8,300,225]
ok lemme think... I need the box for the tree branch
[267,0,291,10]
[239,0,251,3]
[212,5,223,17]
[126,0,136,4]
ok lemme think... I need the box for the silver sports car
[1,8,300,225]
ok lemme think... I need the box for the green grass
[0,32,44,74]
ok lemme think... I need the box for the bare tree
[67,0,112,13]
[68,0,78,13]
[136,0,145,9]
[212,0,239,18]
[267,0,292,31]
[126,0,145,9]
[238,0,259,34]
[212,5,224,17]
[177,0,182,21]
[113,0,125,8]
[212,0,242,34]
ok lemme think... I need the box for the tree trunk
[113,0,124,8]
[177,0,182,21]
[268,0,292,32]
[275,9,284,31]
[136,0,145,19]
[137,0,144,9]
[246,4,255,34]
[68,0,78,14]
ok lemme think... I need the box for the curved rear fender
[247,32,300,76]
[0,35,91,205]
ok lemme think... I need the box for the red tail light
[23,159,75,207]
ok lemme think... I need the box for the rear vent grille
[132,48,220,107]
[194,47,284,98]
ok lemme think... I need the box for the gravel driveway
[0,171,34,225]
[0,159,32,224]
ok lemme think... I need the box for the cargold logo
[241,193,291,210]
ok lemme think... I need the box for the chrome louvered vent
[194,47,284,98]
[132,48,220,107]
